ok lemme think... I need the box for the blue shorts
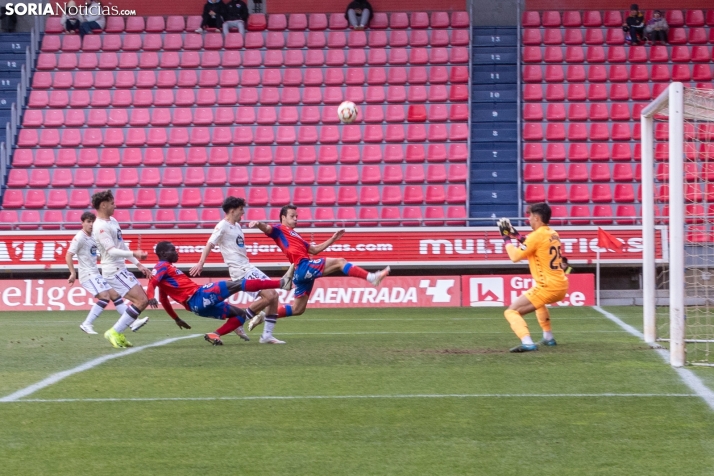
[293,258,326,298]
[187,281,232,320]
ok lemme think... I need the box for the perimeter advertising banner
[0,274,595,312]
[0,227,664,270]
[461,274,596,308]
[0,276,463,312]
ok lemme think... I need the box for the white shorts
[229,266,269,300]
[80,275,112,297]
[105,269,141,297]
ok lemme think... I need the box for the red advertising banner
[0,276,462,312]
[0,227,664,270]
[461,274,595,308]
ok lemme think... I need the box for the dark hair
[280,205,297,222]
[91,190,114,210]
[80,211,96,223]
[529,202,552,225]
[222,196,246,214]
[630,3,639,10]
[561,256,569,264]
[155,241,174,260]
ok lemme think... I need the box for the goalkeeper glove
[497,218,513,244]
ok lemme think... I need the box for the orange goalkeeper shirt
[506,225,569,290]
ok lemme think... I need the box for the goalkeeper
[497,203,569,353]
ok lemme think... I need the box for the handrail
[0,142,6,188]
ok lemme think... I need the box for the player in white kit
[66,212,129,335]
[91,190,152,349]
[190,196,292,344]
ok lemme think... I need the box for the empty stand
[5,11,472,229]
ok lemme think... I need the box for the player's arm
[190,227,222,276]
[65,250,77,285]
[505,234,537,263]
[308,229,345,255]
[117,239,150,277]
[248,220,273,236]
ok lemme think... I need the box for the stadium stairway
[1,11,472,230]
[521,9,714,225]
[469,26,519,222]
[0,32,33,182]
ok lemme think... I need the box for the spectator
[345,0,372,30]
[645,10,668,43]
[197,0,224,33]
[220,0,249,36]
[79,0,105,38]
[61,0,83,34]
[622,3,645,44]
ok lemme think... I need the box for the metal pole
[641,105,656,343]
[595,249,600,307]
[668,83,685,367]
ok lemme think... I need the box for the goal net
[642,83,714,367]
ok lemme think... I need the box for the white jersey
[68,230,101,282]
[92,217,134,277]
[209,219,252,277]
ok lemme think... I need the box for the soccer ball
[337,101,358,124]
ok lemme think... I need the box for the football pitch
[2,306,714,475]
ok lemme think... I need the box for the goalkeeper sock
[504,309,531,341]
[535,307,552,332]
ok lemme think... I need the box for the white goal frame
[641,82,685,367]
[640,82,714,367]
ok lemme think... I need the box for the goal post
[641,83,714,367]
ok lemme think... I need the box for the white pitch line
[0,334,202,403]
[594,306,714,412]
[4,393,696,404]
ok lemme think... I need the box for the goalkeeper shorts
[524,286,568,309]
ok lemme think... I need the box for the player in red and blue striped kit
[147,241,294,346]
[249,205,390,342]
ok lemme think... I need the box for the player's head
[222,196,246,222]
[155,241,179,263]
[80,211,96,234]
[560,256,569,270]
[280,205,298,228]
[527,202,552,229]
[91,190,115,216]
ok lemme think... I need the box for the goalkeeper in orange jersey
[497,202,569,353]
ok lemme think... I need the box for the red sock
[277,305,293,318]
[242,278,281,293]
[343,263,369,280]
[216,316,243,336]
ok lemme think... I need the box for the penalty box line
[0,334,202,403]
[4,393,697,404]
[594,306,714,412]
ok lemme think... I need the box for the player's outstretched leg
[535,307,556,346]
[324,258,390,287]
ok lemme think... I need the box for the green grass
[1,306,714,475]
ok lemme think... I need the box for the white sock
[366,272,376,283]
[263,317,277,338]
[113,313,136,333]
[83,303,105,326]
[113,299,127,316]
[238,325,244,333]
[521,335,535,345]
[543,331,554,341]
